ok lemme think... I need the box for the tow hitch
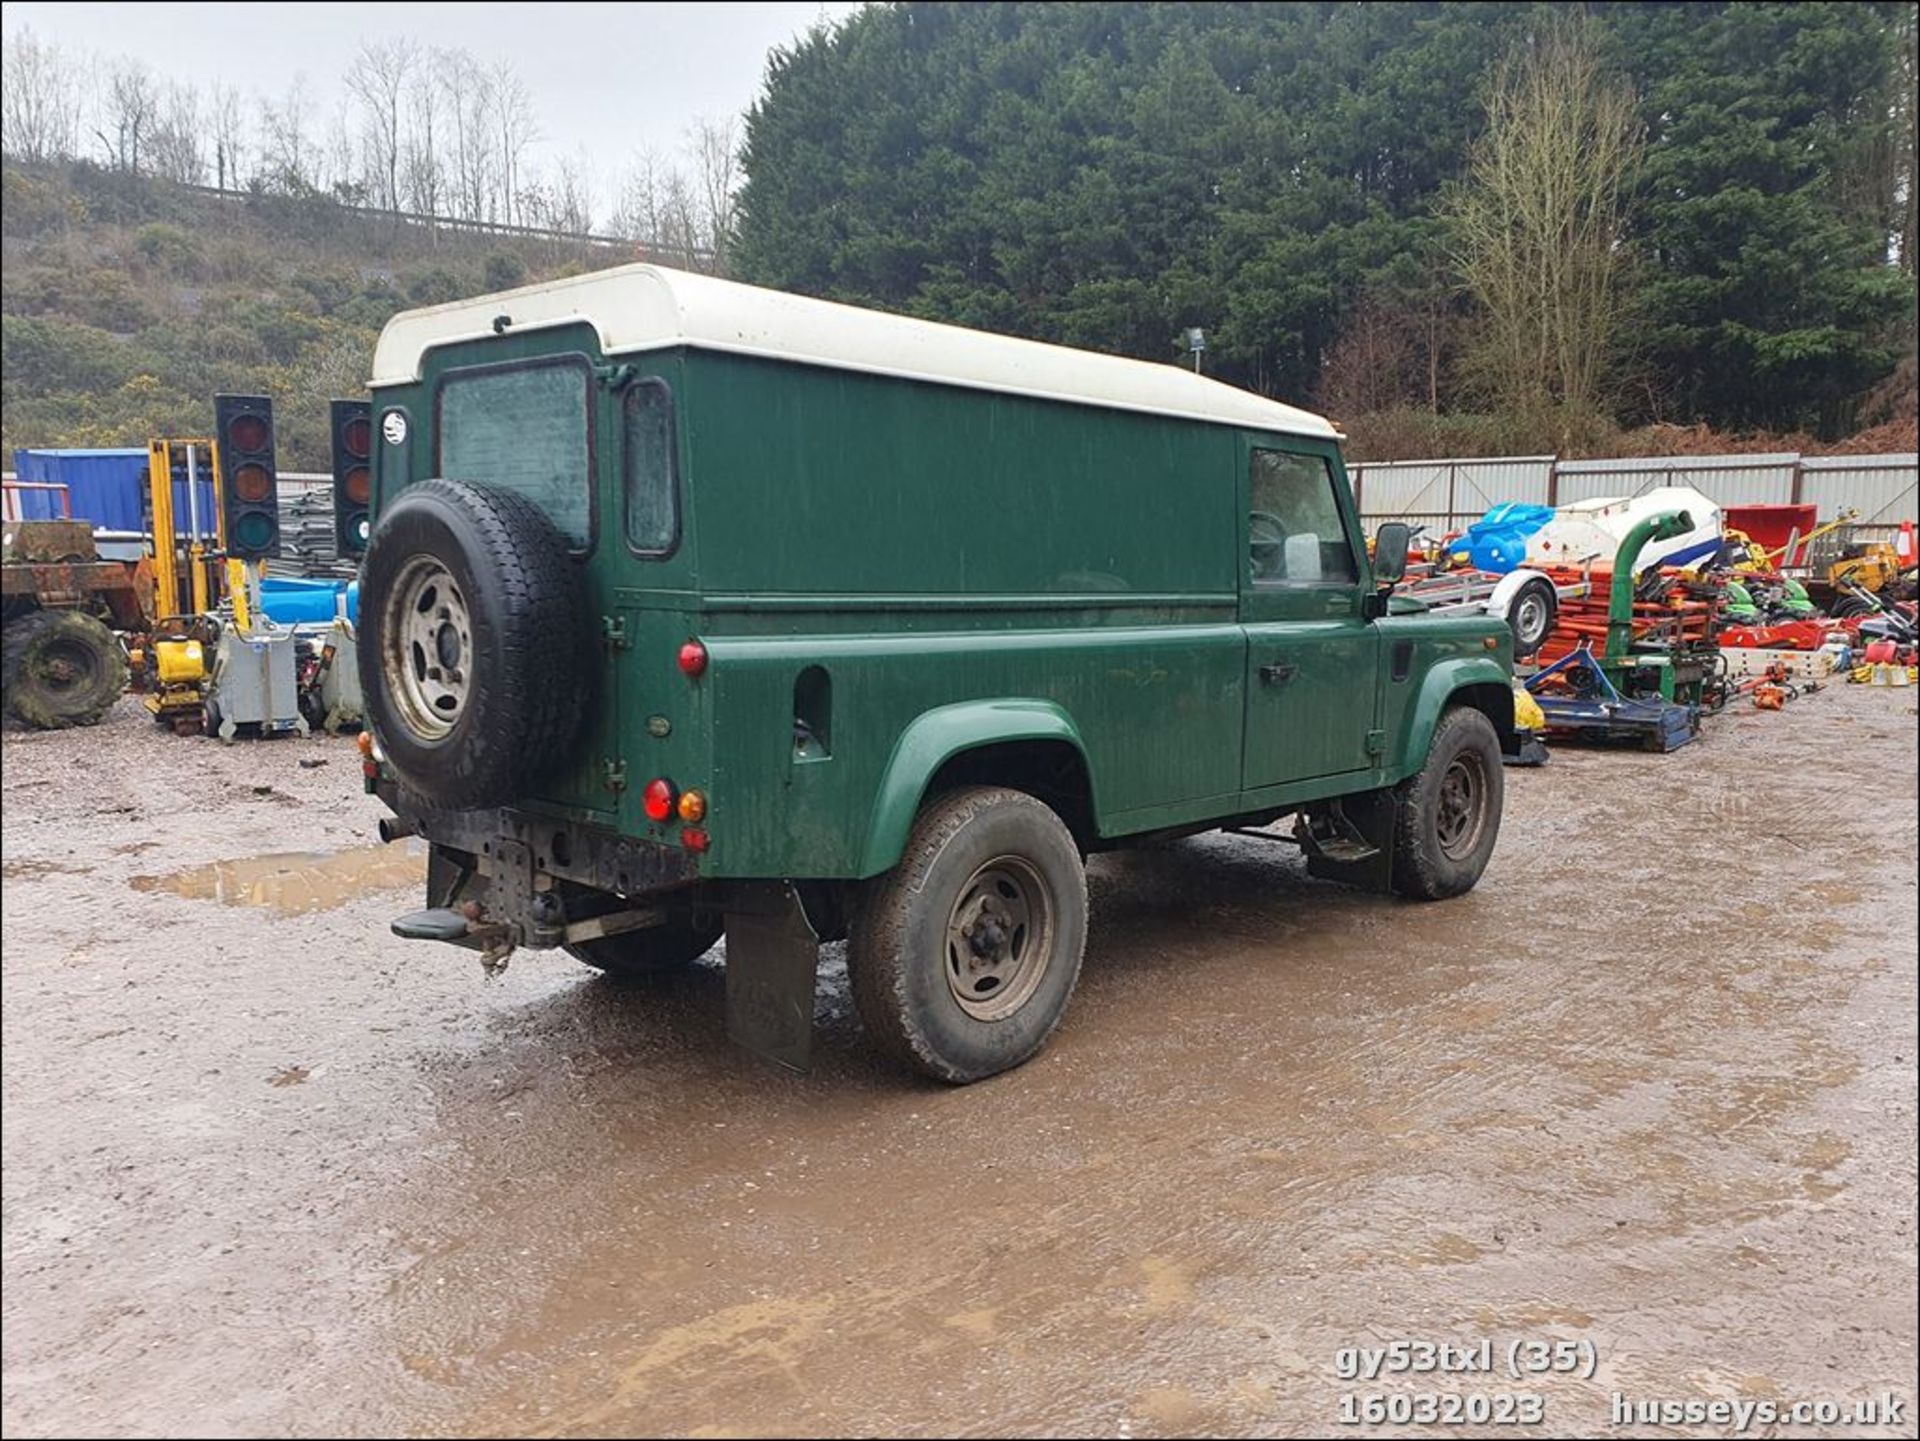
[389,902,667,976]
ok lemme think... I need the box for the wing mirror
[1372,522,1411,586]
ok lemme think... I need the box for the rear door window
[436,356,592,548]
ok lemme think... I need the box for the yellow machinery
[1826,540,1906,595]
[138,438,225,729]
[145,438,225,619]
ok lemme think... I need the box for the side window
[1248,449,1359,585]
[624,381,678,554]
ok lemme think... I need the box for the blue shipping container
[10,447,218,537]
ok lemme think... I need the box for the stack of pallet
[268,487,357,580]
[1533,565,1721,665]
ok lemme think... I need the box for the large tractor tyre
[567,916,725,979]
[848,786,1088,1084]
[358,479,589,810]
[1505,577,1559,659]
[1391,705,1505,901]
[2,610,128,730]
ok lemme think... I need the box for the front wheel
[2,610,128,729]
[848,786,1087,1083]
[1392,705,1504,900]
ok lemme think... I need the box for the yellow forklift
[130,437,228,732]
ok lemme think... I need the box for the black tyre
[2,610,127,730]
[358,479,588,809]
[1828,595,1871,619]
[568,915,723,979]
[848,786,1087,1083]
[1392,705,1504,901]
[1505,577,1558,658]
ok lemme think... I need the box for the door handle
[1259,661,1298,685]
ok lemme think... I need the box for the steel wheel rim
[37,637,100,696]
[945,855,1054,1022]
[1514,592,1549,648]
[383,556,473,741]
[1434,753,1488,860]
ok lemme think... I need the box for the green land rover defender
[355,264,1515,1082]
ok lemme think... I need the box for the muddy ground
[2,686,1915,1439]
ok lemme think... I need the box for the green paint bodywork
[369,320,1513,886]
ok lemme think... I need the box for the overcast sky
[5,1,859,210]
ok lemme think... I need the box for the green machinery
[1525,510,1722,751]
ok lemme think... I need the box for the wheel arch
[857,700,1098,877]
[1395,658,1517,780]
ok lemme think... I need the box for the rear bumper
[375,782,698,899]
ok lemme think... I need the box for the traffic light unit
[330,398,373,557]
[213,393,281,560]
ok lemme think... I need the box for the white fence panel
[1349,450,1914,541]
[1552,453,1799,507]
[1799,454,1918,535]
[1353,456,1552,524]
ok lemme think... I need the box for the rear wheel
[567,915,723,979]
[2,610,127,729]
[848,786,1087,1083]
[1392,705,1504,900]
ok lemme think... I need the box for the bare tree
[438,48,496,222]
[401,66,443,218]
[1317,297,1427,417]
[324,100,361,201]
[345,38,415,211]
[95,60,161,172]
[2,26,83,163]
[209,80,245,190]
[260,74,318,191]
[688,114,740,271]
[1444,14,1642,441]
[490,58,535,226]
[612,147,670,245]
[548,150,595,234]
[149,80,206,184]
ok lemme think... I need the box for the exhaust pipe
[377,816,418,844]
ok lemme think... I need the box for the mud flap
[1300,789,1399,894]
[724,881,820,1072]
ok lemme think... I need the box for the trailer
[1394,561,1595,659]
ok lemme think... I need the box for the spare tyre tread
[359,479,589,809]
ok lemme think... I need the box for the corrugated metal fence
[1352,451,1918,543]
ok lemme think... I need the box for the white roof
[369,262,1339,439]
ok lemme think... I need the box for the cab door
[1239,442,1379,790]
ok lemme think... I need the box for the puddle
[130,841,427,915]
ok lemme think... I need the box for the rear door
[1238,442,1379,790]
[434,341,619,817]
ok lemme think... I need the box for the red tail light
[677,640,708,677]
[680,826,710,853]
[642,778,677,823]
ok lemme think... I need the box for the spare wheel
[358,478,589,809]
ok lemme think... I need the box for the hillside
[1,160,636,470]
[3,148,1913,477]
